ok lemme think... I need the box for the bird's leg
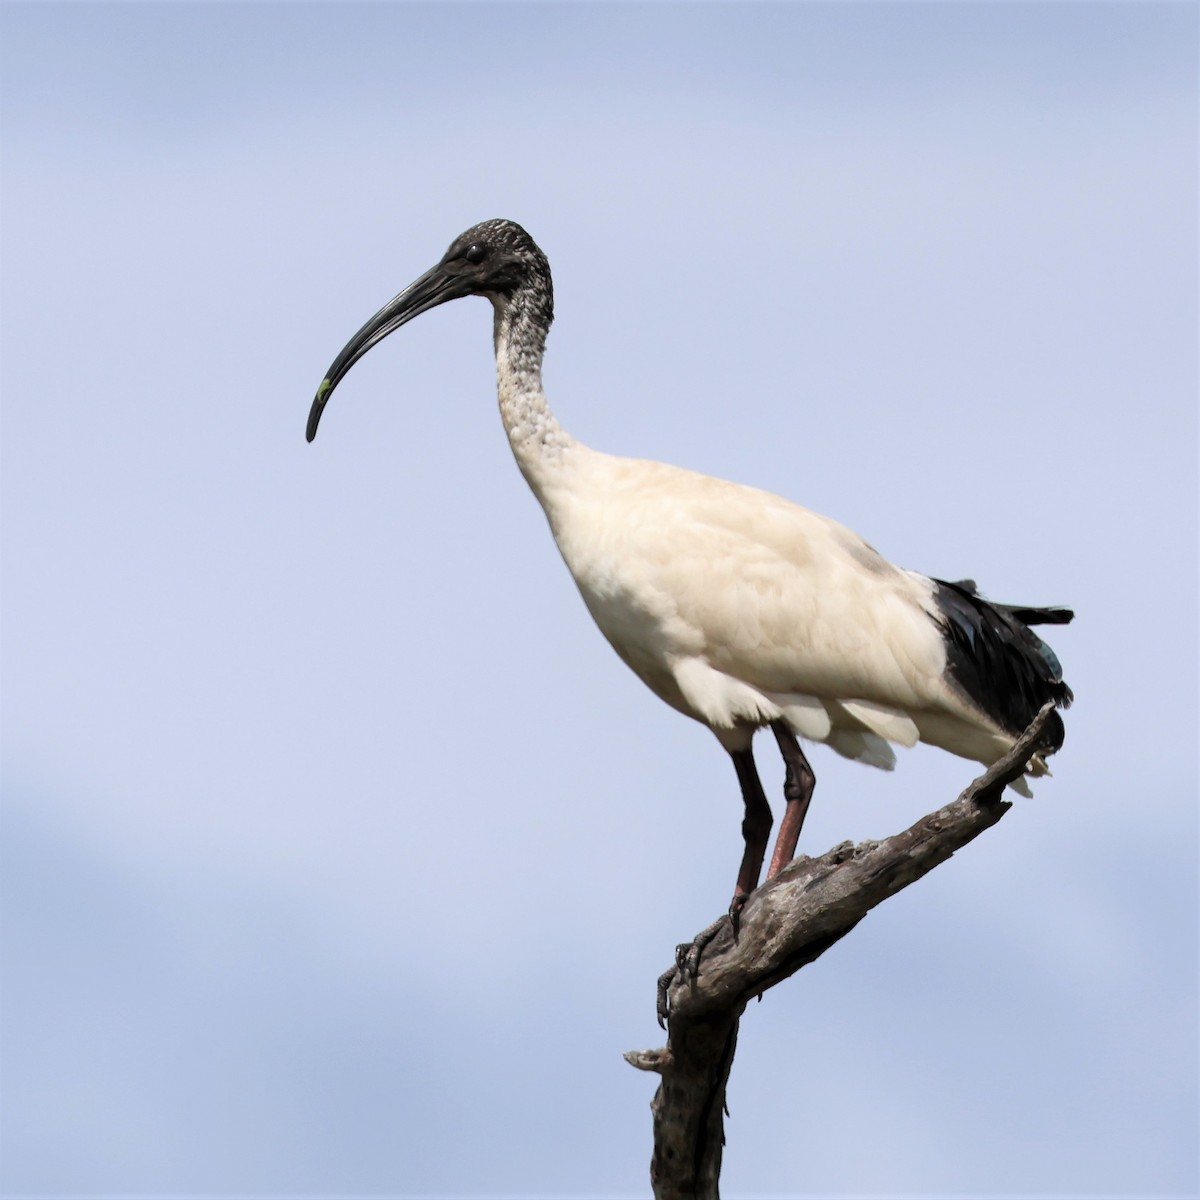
[766,721,816,878]
[670,746,772,990]
[729,745,773,929]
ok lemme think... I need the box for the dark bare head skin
[306,219,550,442]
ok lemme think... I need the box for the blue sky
[1,3,1196,1196]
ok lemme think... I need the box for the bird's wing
[559,456,952,714]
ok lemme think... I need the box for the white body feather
[494,306,1026,783]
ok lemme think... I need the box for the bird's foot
[675,913,732,978]
[656,904,743,1026]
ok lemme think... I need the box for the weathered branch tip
[624,1047,671,1074]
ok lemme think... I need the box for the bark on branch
[624,702,1059,1200]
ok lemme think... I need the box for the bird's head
[306,218,550,442]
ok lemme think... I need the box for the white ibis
[307,218,1072,942]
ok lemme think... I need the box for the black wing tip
[933,579,1074,738]
[938,579,1074,628]
[1013,605,1074,627]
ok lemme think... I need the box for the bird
[306,218,1072,949]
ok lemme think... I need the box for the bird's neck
[492,290,578,496]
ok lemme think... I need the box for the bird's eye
[465,243,487,264]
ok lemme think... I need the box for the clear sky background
[1,3,1196,1197]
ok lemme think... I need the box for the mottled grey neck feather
[491,278,577,491]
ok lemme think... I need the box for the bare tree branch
[625,702,1059,1200]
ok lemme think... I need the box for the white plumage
[541,452,984,764]
[307,218,1072,918]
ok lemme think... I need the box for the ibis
[307,218,1072,937]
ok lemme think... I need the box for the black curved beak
[306,261,473,442]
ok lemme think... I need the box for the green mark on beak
[307,376,336,441]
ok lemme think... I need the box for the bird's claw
[680,914,732,977]
[656,966,676,1029]
[674,940,694,975]
[657,912,737,1025]
[728,891,748,938]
